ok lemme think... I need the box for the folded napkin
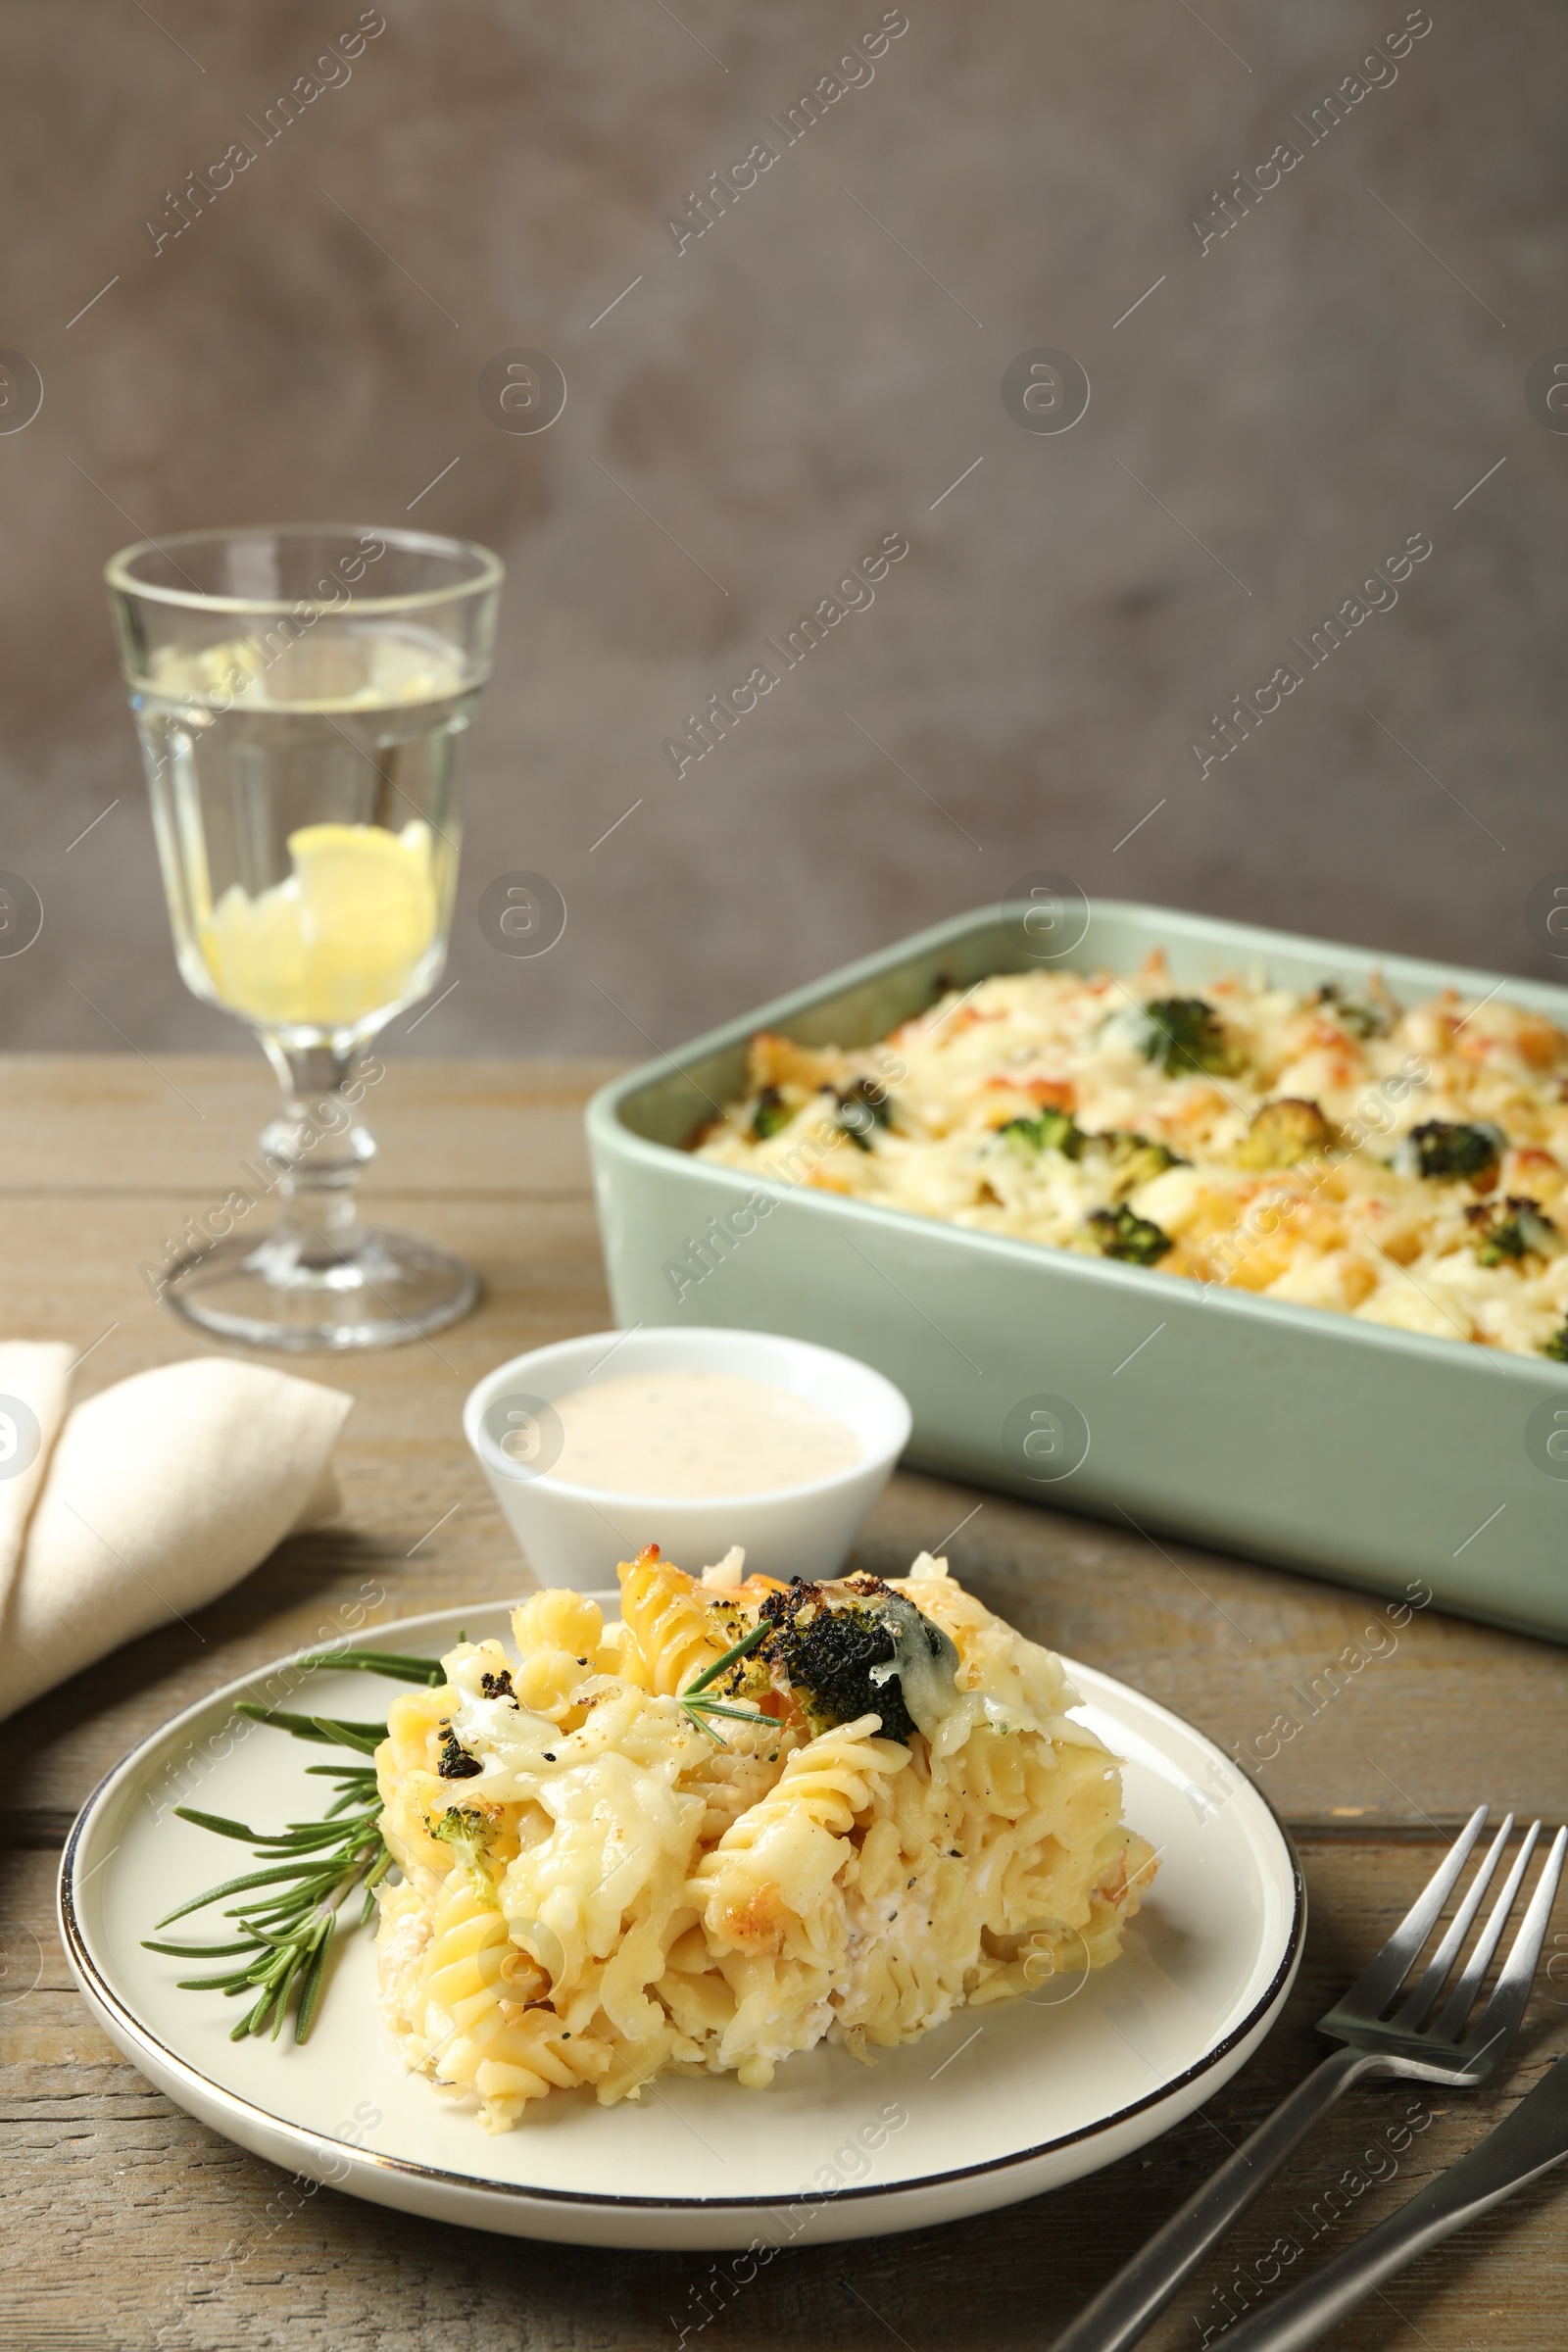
[0,1346,352,1720]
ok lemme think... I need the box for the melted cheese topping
[693,955,1568,1356]
[373,1554,1152,2129]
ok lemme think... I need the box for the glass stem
[256,1039,376,1269]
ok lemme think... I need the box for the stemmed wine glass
[106,524,504,1350]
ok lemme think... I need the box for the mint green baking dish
[585,901,1568,1643]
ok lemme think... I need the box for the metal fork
[1047,1808,1567,2352]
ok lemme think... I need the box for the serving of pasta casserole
[374,1548,1154,2131]
[692,955,1568,1356]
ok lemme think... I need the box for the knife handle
[1215,2134,1568,2351]
[1047,2046,1383,2352]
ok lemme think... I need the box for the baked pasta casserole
[375,1548,1154,2130]
[692,955,1568,1356]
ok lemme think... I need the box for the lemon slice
[200,819,438,1028]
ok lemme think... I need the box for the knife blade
[1220,2048,1568,2350]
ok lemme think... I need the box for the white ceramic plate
[60,1600,1305,2250]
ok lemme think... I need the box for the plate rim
[59,1598,1307,2216]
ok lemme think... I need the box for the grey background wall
[2,0,1565,1059]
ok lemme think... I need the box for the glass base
[163,1227,479,1351]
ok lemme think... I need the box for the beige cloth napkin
[0,1347,352,1720]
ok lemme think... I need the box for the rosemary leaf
[294,1929,333,2042]
[141,1936,265,1959]
[323,1788,373,1818]
[154,1855,348,1928]
[684,1698,779,1727]
[683,1620,770,1696]
[268,1816,379,1846]
[307,1717,386,1756]
[222,1872,348,1922]
[232,1703,386,1749]
[172,1808,266,1842]
[233,1983,277,2041]
[295,1646,445,1685]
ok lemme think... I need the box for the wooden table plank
[0,1053,623,1198]
[2,1054,1566,2350]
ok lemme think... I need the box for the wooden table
[4,1054,1566,2352]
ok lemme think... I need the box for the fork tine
[1343,1803,1489,2018]
[1461,1822,1568,2066]
[1392,1814,1513,2029]
[1432,1821,1539,2040]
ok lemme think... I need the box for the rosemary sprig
[148,1624,783,2044]
[147,1758,389,2042]
[678,1621,777,1745]
[143,1650,441,2043]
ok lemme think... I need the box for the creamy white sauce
[547,1369,861,1496]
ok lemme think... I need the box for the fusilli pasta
[375,1549,1155,2129]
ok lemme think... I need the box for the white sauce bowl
[463,1327,911,1591]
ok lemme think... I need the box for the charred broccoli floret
[1542,1325,1568,1363]
[750,1085,793,1141]
[754,1576,955,1743]
[999,1106,1086,1160]
[759,1579,914,1740]
[1465,1196,1561,1267]
[437,1725,482,1780]
[1084,1202,1173,1266]
[1235,1099,1336,1170]
[1140,996,1240,1079]
[1406,1120,1504,1186]
[835,1077,894,1152]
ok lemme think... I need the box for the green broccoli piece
[1466,1197,1560,1268]
[759,1581,915,1740]
[750,1086,793,1141]
[755,1576,956,1744]
[429,1804,501,1908]
[1474,1218,1529,1267]
[1097,1129,1186,1193]
[1313,981,1396,1039]
[1543,1325,1568,1363]
[999,1107,1087,1161]
[1084,1202,1173,1266]
[835,1077,894,1152]
[1235,1099,1335,1170]
[1140,997,1239,1079]
[1407,1120,1504,1186]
